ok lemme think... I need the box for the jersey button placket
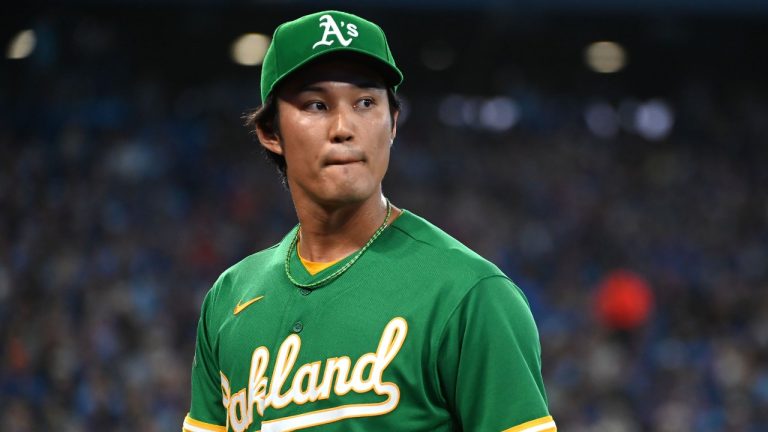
[292,321,304,333]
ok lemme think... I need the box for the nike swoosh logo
[233,295,264,315]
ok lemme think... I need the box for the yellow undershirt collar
[297,241,343,275]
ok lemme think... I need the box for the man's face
[260,58,398,207]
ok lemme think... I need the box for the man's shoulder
[225,242,283,277]
[206,231,293,301]
[389,210,504,279]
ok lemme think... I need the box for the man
[183,10,556,432]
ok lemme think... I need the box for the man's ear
[255,124,283,155]
[390,110,399,145]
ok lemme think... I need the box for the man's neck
[292,194,398,263]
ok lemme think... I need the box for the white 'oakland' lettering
[221,317,408,432]
[312,14,359,49]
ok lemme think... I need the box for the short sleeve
[184,288,227,432]
[437,276,556,432]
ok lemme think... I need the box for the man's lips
[326,159,362,166]
[324,153,365,166]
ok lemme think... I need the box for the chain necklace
[284,199,392,289]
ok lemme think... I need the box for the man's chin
[314,187,378,208]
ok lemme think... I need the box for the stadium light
[635,99,674,140]
[439,95,520,131]
[438,95,466,127]
[584,102,619,138]
[231,33,270,66]
[585,41,626,73]
[6,29,36,60]
[479,97,520,131]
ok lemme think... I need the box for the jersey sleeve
[184,285,228,432]
[437,275,556,432]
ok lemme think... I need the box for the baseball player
[183,10,556,432]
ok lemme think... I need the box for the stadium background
[2,1,767,430]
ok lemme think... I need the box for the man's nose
[330,108,354,143]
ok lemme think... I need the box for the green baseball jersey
[183,210,556,432]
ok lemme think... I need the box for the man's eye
[306,101,326,111]
[358,98,374,108]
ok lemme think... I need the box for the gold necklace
[284,199,392,289]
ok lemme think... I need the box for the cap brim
[269,47,403,97]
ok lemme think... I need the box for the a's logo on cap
[312,14,359,49]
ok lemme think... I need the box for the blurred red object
[594,269,654,330]
[8,336,29,372]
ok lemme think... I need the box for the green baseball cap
[260,10,403,102]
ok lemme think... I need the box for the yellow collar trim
[297,241,343,275]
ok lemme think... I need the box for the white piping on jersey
[182,422,211,432]
[520,420,557,432]
[182,415,227,432]
[502,415,557,432]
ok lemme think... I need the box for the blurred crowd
[2,30,768,432]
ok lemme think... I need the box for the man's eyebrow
[355,80,386,90]
[298,81,386,93]
[299,85,326,93]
